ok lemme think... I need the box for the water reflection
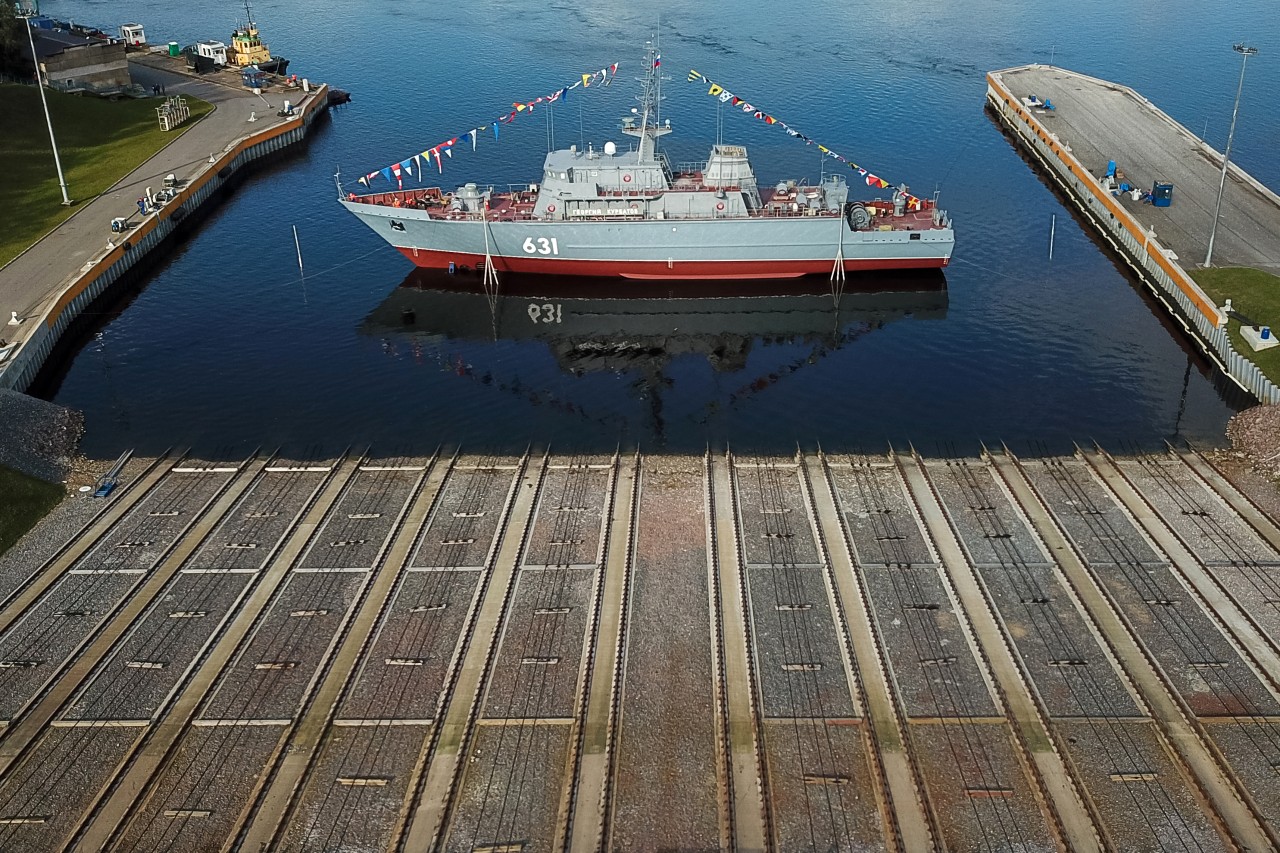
[361,270,947,446]
[365,270,946,366]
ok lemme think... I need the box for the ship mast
[622,40,670,165]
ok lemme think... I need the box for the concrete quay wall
[986,66,1279,406]
[0,84,330,394]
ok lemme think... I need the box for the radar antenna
[621,39,671,164]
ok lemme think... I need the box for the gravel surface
[0,452,151,601]
[483,567,593,720]
[522,466,610,568]
[11,450,1280,850]
[610,464,720,853]
[863,564,997,718]
[829,462,934,566]
[748,565,856,718]
[447,723,568,853]
[763,719,885,852]
[340,569,482,721]
[0,574,139,718]
[1205,722,1280,834]
[82,471,232,572]
[734,459,823,566]
[64,574,254,720]
[1055,719,1224,852]
[0,390,83,484]
[199,573,365,721]
[1090,562,1279,716]
[1118,459,1277,563]
[1022,459,1162,565]
[412,466,514,569]
[281,724,429,852]
[298,469,418,570]
[118,726,285,853]
[976,562,1139,718]
[1223,404,1280,479]
[186,471,325,570]
[927,461,1049,568]
[1205,403,1280,532]
[0,726,140,852]
[910,722,1054,853]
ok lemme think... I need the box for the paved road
[996,66,1280,274]
[0,62,297,342]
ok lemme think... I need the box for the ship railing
[674,160,708,176]
[656,151,674,180]
[749,206,841,219]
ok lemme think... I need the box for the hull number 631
[522,236,560,255]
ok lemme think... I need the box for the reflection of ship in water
[360,270,947,442]
[364,269,947,373]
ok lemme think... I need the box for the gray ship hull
[340,201,954,279]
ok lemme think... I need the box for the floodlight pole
[1204,43,1257,268]
[24,14,72,205]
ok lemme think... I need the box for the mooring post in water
[293,225,305,277]
[1048,213,1056,260]
[293,224,309,305]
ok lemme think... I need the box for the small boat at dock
[225,1,289,76]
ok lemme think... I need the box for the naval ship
[339,48,955,281]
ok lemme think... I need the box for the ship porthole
[547,204,556,213]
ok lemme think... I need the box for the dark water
[38,0,1279,457]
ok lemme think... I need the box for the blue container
[1152,181,1174,207]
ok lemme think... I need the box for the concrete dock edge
[0,84,331,394]
[986,65,1280,406]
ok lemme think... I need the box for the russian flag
[653,53,661,68]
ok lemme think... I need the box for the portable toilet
[120,23,146,45]
[241,65,267,89]
[1152,181,1174,208]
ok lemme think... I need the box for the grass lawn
[0,465,64,557]
[1192,267,1280,386]
[0,83,213,266]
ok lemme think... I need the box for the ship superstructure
[339,46,954,280]
[225,1,288,75]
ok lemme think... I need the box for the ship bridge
[533,142,672,218]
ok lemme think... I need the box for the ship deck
[347,184,943,231]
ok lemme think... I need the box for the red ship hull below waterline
[395,247,949,280]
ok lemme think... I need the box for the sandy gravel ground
[1207,404,1280,520]
[0,390,83,484]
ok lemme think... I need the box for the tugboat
[225,1,289,76]
[340,44,954,281]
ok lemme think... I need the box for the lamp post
[1204,43,1257,268]
[23,14,72,206]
